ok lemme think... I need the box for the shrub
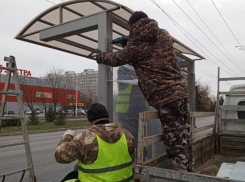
[1,119,20,127]
[46,106,56,123]
[53,109,66,126]
[27,110,39,125]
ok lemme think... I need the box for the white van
[222,84,245,132]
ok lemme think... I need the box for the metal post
[188,61,195,170]
[59,5,63,24]
[188,61,196,139]
[216,67,220,154]
[98,12,113,121]
[75,75,78,118]
[217,67,220,133]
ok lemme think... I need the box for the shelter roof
[15,0,205,60]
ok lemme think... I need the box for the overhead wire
[151,0,236,77]
[211,0,245,53]
[171,0,241,76]
[185,0,245,74]
[45,0,55,4]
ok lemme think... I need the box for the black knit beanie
[87,103,109,122]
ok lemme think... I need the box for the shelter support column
[188,61,196,141]
[98,12,113,121]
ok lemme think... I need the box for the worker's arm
[55,130,84,164]
[97,44,135,67]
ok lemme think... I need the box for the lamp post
[75,75,78,118]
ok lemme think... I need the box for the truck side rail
[136,111,215,172]
[135,110,242,182]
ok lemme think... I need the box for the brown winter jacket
[55,121,135,165]
[100,18,189,108]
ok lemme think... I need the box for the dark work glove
[96,50,102,64]
[111,37,129,47]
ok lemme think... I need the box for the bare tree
[19,76,39,111]
[195,81,215,111]
[45,68,66,113]
[36,79,49,116]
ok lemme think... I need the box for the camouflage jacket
[100,18,189,108]
[55,121,135,165]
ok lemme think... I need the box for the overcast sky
[1,0,245,96]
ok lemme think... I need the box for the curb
[0,126,90,137]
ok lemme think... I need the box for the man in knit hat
[55,103,135,182]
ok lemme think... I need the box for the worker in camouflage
[97,11,192,172]
[55,103,135,182]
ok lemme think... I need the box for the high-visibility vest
[115,84,133,113]
[64,179,79,182]
[78,133,133,182]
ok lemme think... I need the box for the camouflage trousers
[157,98,193,172]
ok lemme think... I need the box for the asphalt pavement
[0,129,86,182]
[0,116,215,182]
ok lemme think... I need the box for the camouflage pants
[157,98,193,172]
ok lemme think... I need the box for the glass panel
[82,30,98,41]
[24,21,51,34]
[65,35,98,49]
[173,42,193,55]
[113,9,131,22]
[113,23,129,36]
[96,2,116,9]
[41,8,59,25]
[23,33,91,56]
[66,2,103,16]
[63,8,81,23]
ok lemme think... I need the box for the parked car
[25,110,40,115]
[66,109,74,116]
[77,109,86,115]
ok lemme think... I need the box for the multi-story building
[77,69,98,102]
[41,69,98,103]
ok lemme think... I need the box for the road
[0,117,215,182]
[195,116,215,140]
[0,129,86,182]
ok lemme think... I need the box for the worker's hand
[96,50,102,64]
[63,129,76,137]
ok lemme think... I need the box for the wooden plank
[222,145,245,150]
[192,143,201,151]
[220,91,245,95]
[222,130,245,135]
[190,112,215,117]
[221,119,245,123]
[143,134,163,147]
[202,138,212,146]
[194,124,214,133]
[143,153,168,166]
[192,135,212,145]
[143,111,159,120]
[219,77,245,81]
[220,105,245,111]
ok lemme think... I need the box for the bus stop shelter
[15,0,205,120]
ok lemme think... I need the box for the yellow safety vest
[64,179,79,182]
[78,133,133,182]
[115,84,133,113]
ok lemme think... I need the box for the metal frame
[0,56,36,182]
